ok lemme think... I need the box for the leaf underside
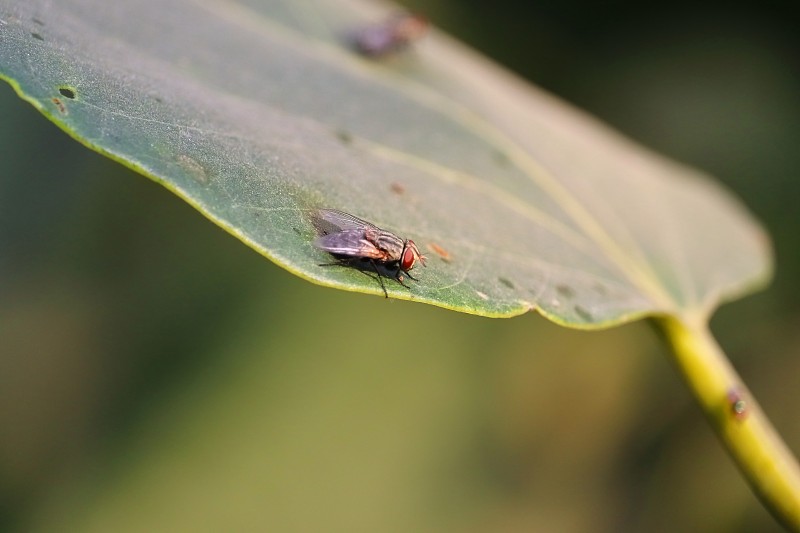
[0,0,771,325]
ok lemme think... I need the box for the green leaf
[0,0,771,325]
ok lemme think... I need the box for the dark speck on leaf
[574,305,592,321]
[498,277,515,289]
[556,284,575,298]
[593,283,608,295]
[493,150,511,167]
[334,129,353,144]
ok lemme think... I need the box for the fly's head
[400,239,426,273]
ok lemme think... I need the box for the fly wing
[314,229,386,260]
[311,208,379,235]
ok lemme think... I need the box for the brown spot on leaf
[51,97,66,114]
[427,242,452,263]
[176,154,209,185]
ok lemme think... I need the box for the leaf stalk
[656,315,800,530]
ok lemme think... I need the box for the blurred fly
[311,208,426,297]
[351,13,429,57]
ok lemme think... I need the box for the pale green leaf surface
[0,0,771,324]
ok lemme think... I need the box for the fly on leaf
[351,13,429,57]
[311,208,426,298]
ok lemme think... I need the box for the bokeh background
[2,0,799,531]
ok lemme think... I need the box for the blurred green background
[1,0,798,531]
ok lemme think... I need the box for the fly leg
[368,259,389,298]
[402,271,420,282]
[392,268,414,290]
[319,258,388,298]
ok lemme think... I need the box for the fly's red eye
[401,243,417,271]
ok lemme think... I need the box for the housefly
[311,208,426,297]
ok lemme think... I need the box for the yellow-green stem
[655,315,800,530]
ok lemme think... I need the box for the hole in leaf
[58,86,76,99]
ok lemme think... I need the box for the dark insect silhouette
[351,14,428,57]
[311,208,426,297]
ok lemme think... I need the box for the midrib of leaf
[196,0,678,312]
[354,136,595,254]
